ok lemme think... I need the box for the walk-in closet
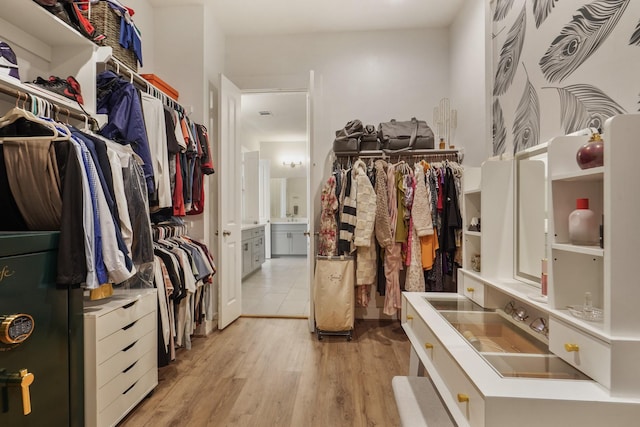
[3,1,640,426]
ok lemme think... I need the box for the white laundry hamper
[313,255,355,340]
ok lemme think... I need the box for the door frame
[239,86,312,323]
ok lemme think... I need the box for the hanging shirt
[96,70,155,194]
[141,92,172,209]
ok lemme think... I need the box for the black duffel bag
[378,117,434,152]
[333,119,363,153]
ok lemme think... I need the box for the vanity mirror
[514,143,547,285]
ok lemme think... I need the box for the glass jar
[568,198,599,245]
[576,132,604,170]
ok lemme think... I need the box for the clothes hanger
[0,92,64,142]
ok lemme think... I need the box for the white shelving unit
[0,1,98,116]
[546,114,640,396]
[462,166,481,273]
[407,115,640,426]
[459,160,513,305]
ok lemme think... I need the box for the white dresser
[84,289,158,427]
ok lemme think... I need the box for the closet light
[283,160,303,168]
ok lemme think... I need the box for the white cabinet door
[291,228,307,255]
[271,230,290,256]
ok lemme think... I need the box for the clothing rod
[334,149,462,163]
[105,57,186,115]
[0,82,98,128]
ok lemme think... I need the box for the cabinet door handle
[0,368,34,415]
[457,393,469,403]
[466,287,475,292]
[223,230,231,237]
[406,315,413,321]
[564,343,580,352]
[303,231,310,237]
[425,343,433,350]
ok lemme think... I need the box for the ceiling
[147,0,466,36]
[241,92,307,144]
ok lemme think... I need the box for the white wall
[449,1,491,167]
[127,0,156,72]
[226,27,452,225]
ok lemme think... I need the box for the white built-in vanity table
[399,114,640,426]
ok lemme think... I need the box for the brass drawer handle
[564,343,580,352]
[466,287,475,292]
[457,393,469,403]
[406,315,413,321]
[425,343,433,350]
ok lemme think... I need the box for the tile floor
[242,256,310,317]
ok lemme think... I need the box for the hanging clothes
[338,168,357,255]
[96,70,155,195]
[383,162,402,315]
[141,92,172,209]
[353,159,376,307]
[318,175,338,256]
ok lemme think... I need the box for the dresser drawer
[435,342,485,427]
[97,330,156,389]
[460,274,485,306]
[98,366,158,427]
[405,299,485,426]
[97,349,157,412]
[549,317,611,388]
[96,311,156,365]
[252,227,264,238]
[94,292,156,340]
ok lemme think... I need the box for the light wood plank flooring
[119,318,410,427]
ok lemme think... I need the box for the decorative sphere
[576,133,604,170]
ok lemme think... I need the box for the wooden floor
[119,317,411,427]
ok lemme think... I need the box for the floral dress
[318,176,338,256]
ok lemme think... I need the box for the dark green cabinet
[0,232,83,427]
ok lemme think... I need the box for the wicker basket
[82,1,138,71]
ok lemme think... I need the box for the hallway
[242,256,309,317]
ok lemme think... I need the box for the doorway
[239,91,310,317]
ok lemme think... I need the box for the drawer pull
[122,321,137,331]
[425,343,434,350]
[122,301,137,309]
[122,340,138,352]
[406,315,413,321]
[457,393,469,403]
[123,380,138,395]
[122,361,138,373]
[564,343,580,352]
[466,287,475,292]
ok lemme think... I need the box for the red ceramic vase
[576,133,604,170]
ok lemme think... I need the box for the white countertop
[241,223,266,231]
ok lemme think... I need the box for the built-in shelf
[464,230,481,237]
[551,243,604,257]
[551,167,604,182]
[0,1,93,60]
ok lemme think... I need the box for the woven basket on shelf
[82,1,138,71]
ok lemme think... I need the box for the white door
[259,159,272,259]
[218,74,243,329]
[307,70,316,333]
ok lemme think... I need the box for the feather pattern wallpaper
[493,99,507,155]
[494,0,516,22]
[630,20,640,45]
[539,0,629,83]
[492,0,639,156]
[512,67,541,153]
[533,0,559,28]
[547,84,626,133]
[494,5,526,96]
